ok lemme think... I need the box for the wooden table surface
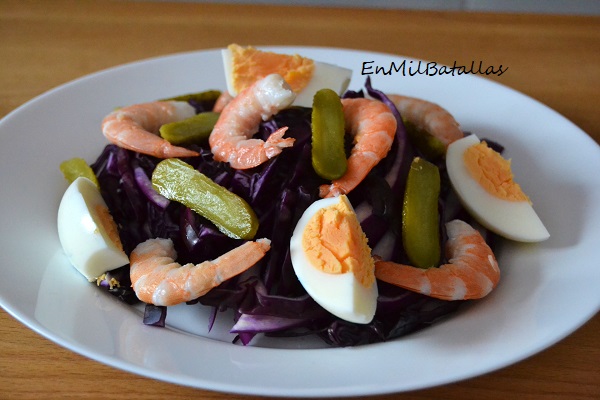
[1,1,598,399]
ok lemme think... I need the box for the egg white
[289,196,378,324]
[57,177,129,281]
[222,48,352,108]
[446,134,550,242]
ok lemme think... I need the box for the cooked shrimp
[375,220,499,300]
[130,237,271,306]
[319,98,397,198]
[209,74,296,170]
[102,101,199,158]
[212,91,234,112]
[388,94,464,148]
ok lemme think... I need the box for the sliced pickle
[402,157,441,269]
[159,112,220,145]
[311,88,347,180]
[152,159,258,240]
[60,158,99,187]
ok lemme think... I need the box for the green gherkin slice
[159,112,220,145]
[59,158,99,187]
[402,157,441,269]
[311,88,347,180]
[152,159,259,240]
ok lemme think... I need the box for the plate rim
[0,45,599,397]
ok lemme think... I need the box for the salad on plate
[56,44,549,347]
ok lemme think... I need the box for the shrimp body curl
[319,97,397,198]
[375,220,499,300]
[209,74,297,170]
[130,237,271,306]
[388,94,464,148]
[102,101,200,158]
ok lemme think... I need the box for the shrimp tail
[375,220,499,300]
[264,127,295,158]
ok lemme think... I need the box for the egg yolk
[94,204,124,251]
[302,196,375,287]
[228,44,315,94]
[463,141,530,202]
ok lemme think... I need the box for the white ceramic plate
[0,47,599,397]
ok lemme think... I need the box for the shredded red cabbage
[91,79,496,347]
[143,304,167,326]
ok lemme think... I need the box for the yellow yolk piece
[94,204,124,252]
[228,44,315,94]
[464,141,530,202]
[301,196,375,287]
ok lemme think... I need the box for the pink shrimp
[209,74,296,170]
[319,98,397,198]
[212,91,234,112]
[130,237,271,306]
[102,101,199,158]
[388,94,464,148]
[375,220,499,300]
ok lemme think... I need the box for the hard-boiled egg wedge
[290,195,378,324]
[222,44,352,108]
[446,134,549,242]
[57,177,129,281]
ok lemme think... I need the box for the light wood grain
[0,1,598,399]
